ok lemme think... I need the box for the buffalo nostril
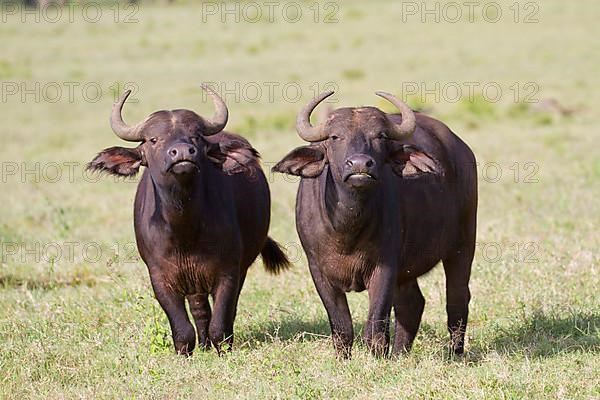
[366,159,374,168]
[189,147,196,155]
[170,149,178,157]
[345,159,353,167]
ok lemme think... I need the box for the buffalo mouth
[168,160,200,174]
[344,172,377,187]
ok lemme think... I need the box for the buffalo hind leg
[151,278,196,356]
[392,279,425,355]
[209,277,240,354]
[188,293,212,350]
[443,244,474,355]
[364,266,395,357]
[309,263,353,359]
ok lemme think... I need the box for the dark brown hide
[274,99,477,358]
[89,94,290,356]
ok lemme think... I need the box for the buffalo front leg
[443,244,474,354]
[365,265,395,357]
[150,277,196,356]
[309,263,353,359]
[209,277,240,354]
[188,293,212,350]
[392,279,425,355]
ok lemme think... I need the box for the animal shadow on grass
[239,314,392,350]
[469,310,600,360]
[238,310,599,359]
[238,315,332,347]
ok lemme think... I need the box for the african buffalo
[273,91,477,358]
[88,85,290,355]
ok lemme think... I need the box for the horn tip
[313,90,335,103]
[113,89,132,107]
[200,83,215,92]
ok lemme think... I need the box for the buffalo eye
[149,137,158,145]
[330,135,340,141]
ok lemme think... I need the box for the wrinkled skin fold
[274,92,477,358]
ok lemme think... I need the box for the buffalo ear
[205,138,261,175]
[87,146,144,177]
[388,145,440,178]
[272,146,327,178]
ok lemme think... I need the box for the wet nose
[345,154,375,170]
[168,143,196,159]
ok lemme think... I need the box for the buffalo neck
[149,169,211,234]
[321,167,382,240]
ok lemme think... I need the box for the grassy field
[1,0,599,398]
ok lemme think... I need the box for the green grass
[1,0,599,398]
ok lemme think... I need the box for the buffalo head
[88,85,258,181]
[273,91,440,190]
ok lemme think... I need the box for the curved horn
[200,84,229,136]
[296,91,334,142]
[375,91,416,140]
[110,90,144,142]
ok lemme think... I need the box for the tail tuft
[261,237,292,275]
